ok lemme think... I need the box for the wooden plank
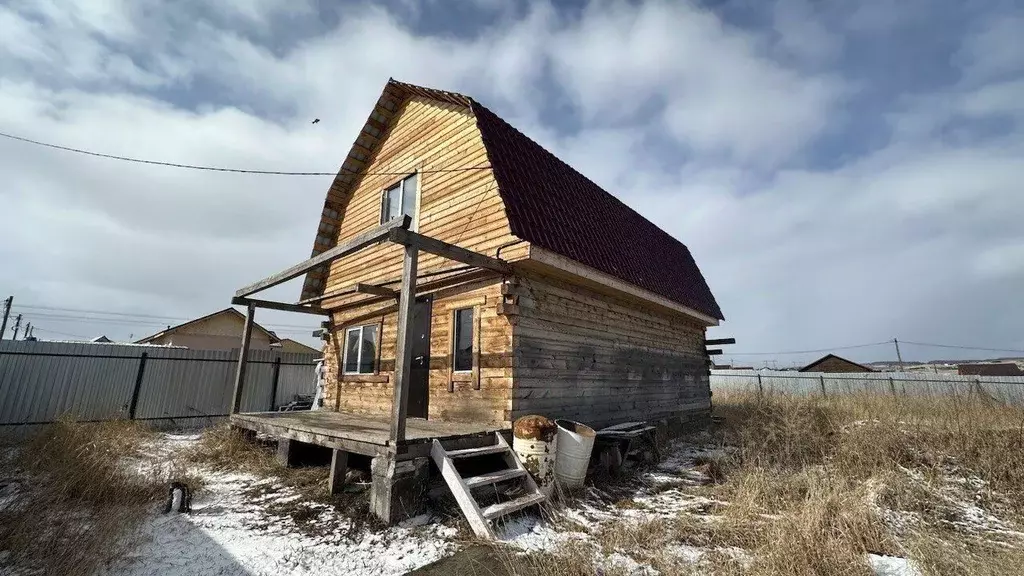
[329,450,348,495]
[481,493,545,521]
[230,303,256,414]
[430,439,494,539]
[235,216,410,297]
[388,228,511,273]
[705,338,736,346]
[447,444,506,459]
[355,283,398,297]
[390,244,419,443]
[706,349,723,355]
[231,296,329,316]
[464,468,526,489]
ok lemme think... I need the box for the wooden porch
[229,410,504,460]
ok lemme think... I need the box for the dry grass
[0,419,195,575]
[500,390,1024,575]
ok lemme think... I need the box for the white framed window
[453,307,474,372]
[343,324,379,374]
[381,174,418,228]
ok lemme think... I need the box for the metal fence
[710,369,1024,406]
[0,340,319,428]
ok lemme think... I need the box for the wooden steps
[430,432,546,539]
[481,492,546,520]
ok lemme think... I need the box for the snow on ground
[103,435,457,576]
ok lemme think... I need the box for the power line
[0,130,491,177]
[13,306,319,330]
[899,341,1024,354]
[33,327,92,339]
[728,340,892,356]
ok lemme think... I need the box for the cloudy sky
[1,0,1021,366]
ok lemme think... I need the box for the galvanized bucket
[512,415,558,497]
[554,419,596,489]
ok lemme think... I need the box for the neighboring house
[91,335,113,343]
[276,338,320,354]
[136,308,280,351]
[958,363,1024,376]
[799,354,874,373]
[300,80,724,429]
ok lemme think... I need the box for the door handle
[414,355,426,361]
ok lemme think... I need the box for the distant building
[135,308,282,351]
[798,354,874,373]
[91,335,113,343]
[957,363,1023,377]
[275,338,320,354]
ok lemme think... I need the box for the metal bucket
[554,419,596,490]
[513,415,558,497]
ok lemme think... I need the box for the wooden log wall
[506,272,711,429]
[322,280,514,426]
[319,97,523,306]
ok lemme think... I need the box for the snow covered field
[6,420,1020,576]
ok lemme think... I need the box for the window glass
[453,308,473,372]
[383,185,401,223]
[401,175,417,220]
[359,325,378,374]
[344,328,360,373]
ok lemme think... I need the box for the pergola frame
[229,215,512,444]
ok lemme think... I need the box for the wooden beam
[230,303,256,414]
[706,349,723,356]
[388,228,511,274]
[706,338,736,346]
[297,282,396,305]
[355,283,399,297]
[232,296,329,316]
[390,244,419,444]
[235,216,411,298]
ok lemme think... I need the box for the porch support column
[230,302,256,414]
[390,244,419,444]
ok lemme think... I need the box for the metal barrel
[513,415,558,497]
[554,419,596,489]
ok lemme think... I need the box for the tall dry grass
[0,419,193,575]
[502,390,1024,575]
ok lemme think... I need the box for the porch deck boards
[230,410,503,458]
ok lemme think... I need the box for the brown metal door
[407,296,432,419]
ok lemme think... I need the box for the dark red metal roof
[471,101,724,320]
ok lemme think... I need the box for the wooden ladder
[430,432,546,539]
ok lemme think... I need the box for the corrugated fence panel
[0,341,318,426]
[711,369,1024,406]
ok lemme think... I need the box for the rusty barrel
[554,419,596,490]
[512,415,558,497]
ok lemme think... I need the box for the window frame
[342,324,379,375]
[380,173,419,230]
[452,307,474,373]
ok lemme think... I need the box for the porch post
[390,244,419,443]
[231,302,257,414]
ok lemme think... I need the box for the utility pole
[893,338,905,372]
[23,322,31,340]
[0,296,11,340]
[11,314,22,340]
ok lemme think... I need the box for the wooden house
[227,80,724,529]
[798,354,874,373]
[136,308,280,351]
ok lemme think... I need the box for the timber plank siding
[507,273,711,428]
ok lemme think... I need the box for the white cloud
[0,0,1021,360]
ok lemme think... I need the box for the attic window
[381,174,418,229]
